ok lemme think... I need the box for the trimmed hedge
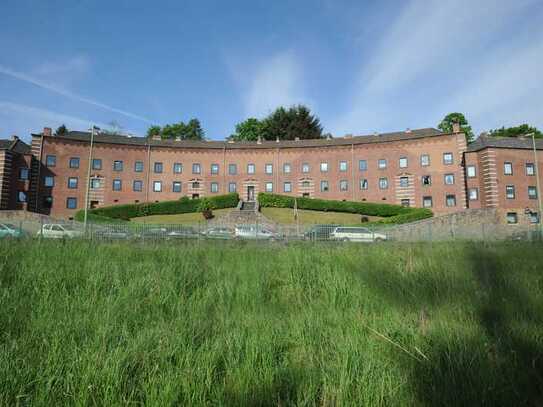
[258,193,433,225]
[75,193,239,222]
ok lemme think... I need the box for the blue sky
[1,0,542,141]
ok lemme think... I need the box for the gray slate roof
[467,135,543,152]
[0,138,31,154]
[33,128,446,150]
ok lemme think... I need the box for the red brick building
[1,126,541,224]
[0,136,32,210]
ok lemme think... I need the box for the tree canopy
[146,119,205,140]
[229,105,324,141]
[488,124,542,139]
[438,112,474,143]
[54,124,68,137]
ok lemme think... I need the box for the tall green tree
[261,105,323,140]
[488,124,542,139]
[55,124,68,137]
[146,119,205,140]
[228,118,263,141]
[438,112,474,143]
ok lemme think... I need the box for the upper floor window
[69,157,80,169]
[339,161,348,172]
[192,181,200,189]
[444,174,455,185]
[339,180,348,191]
[92,159,102,170]
[320,180,329,192]
[359,160,367,171]
[265,182,273,192]
[17,191,27,203]
[192,163,201,174]
[467,165,476,178]
[211,164,219,175]
[420,154,430,167]
[399,157,408,169]
[526,163,535,176]
[153,181,162,192]
[134,161,144,172]
[283,163,291,174]
[90,178,101,189]
[228,164,237,175]
[399,176,409,188]
[528,186,538,199]
[210,182,219,193]
[320,162,328,172]
[247,163,255,174]
[505,185,515,199]
[504,162,513,175]
[422,175,431,186]
[113,160,123,171]
[284,182,292,193]
[154,162,163,173]
[173,163,183,174]
[469,188,478,201]
[46,155,56,167]
[446,194,457,207]
[66,197,77,209]
[379,177,388,189]
[265,164,273,175]
[112,179,122,191]
[360,179,368,190]
[302,163,310,173]
[67,177,78,189]
[44,176,54,187]
[301,180,310,188]
[443,153,453,165]
[19,167,29,180]
[378,159,387,169]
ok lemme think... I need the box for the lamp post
[528,133,543,232]
[84,125,100,232]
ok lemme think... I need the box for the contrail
[0,64,154,124]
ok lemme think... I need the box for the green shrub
[258,193,433,224]
[75,193,239,221]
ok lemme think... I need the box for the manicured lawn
[130,208,232,224]
[1,240,542,405]
[261,207,382,225]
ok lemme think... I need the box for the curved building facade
[25,126,469,218]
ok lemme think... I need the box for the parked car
[0,223,27,239]
[166,227,199,240]
[202,227,234,240]
[234,225,278,240]
[93,226,134,240]
[304,224,339,241]
[138,227,169,240]
[330,227,387,242]
[37,223,83,239]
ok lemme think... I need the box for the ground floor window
[320,180,329,192]
[133,180,143,192]
[506,212,518,224]
[228,182,236,193]
[66,197,77,209]
[339,180,348,191]
[284,182,292,193]
[17,191,27,202]
[360,179,368,190]
[265,182,273,192]
[173,182,182,193]
[379,177,388,189]
[423,196,432,208]
[446,194,456,207]
[211,182,219,193]
[469,188,478,201]
[401,199,410,207]
[153,181,162,192]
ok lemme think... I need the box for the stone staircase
[208,200,277,230]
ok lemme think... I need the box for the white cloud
[0,101,113,139]
[0,62,153,124]
[242,51,312,118]
[331,0,542,135]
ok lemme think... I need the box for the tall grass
[0,240,542,406]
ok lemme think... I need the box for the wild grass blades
[0,240,542,406]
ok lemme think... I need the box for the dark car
[93,226,133,240]
[304,224,340,241]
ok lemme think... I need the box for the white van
[330,227,387,242]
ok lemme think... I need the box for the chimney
[43,127,52,137]
[452,122,461,133]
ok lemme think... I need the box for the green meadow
[1,240,542,406]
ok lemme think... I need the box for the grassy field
[261,207,382,225]
[1,240,542,406]
[130,208,232,224]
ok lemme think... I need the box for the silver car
[330,227,387,242]
[234,225,278,240]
